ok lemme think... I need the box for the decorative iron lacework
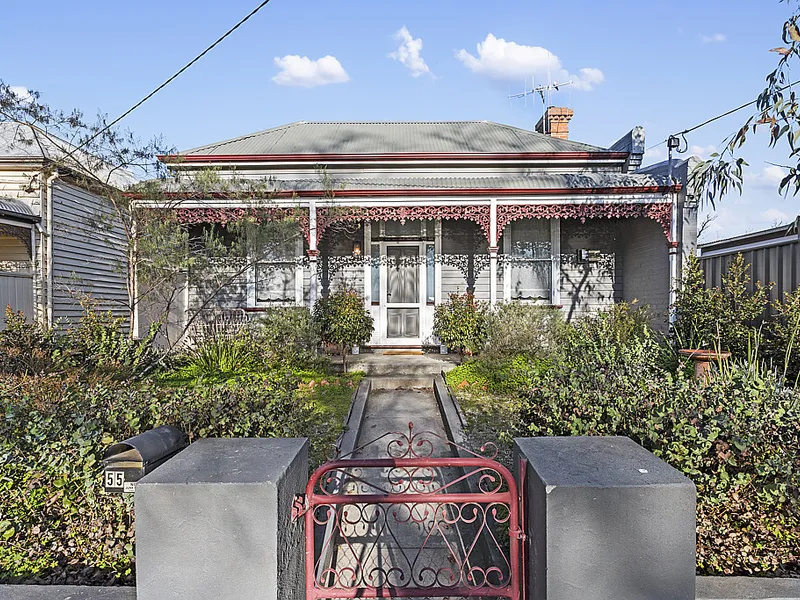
[318,205,492,242]
[321,253,490,286]
[175,207,311,242]
[0,224,32,254]
[298,422,522,599]
[174,202,672,244]
[496,202,673,240]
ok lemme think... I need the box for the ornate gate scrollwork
[296,423,524,599]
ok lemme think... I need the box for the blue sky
[2,0,797,240]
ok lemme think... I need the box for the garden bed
[0,306,364,586]
[442,301,800,578]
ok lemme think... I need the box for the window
[371,243,380,305]
[253,238,300,305]
[426,244,435,304]
[506,219,552,302]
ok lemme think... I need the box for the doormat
[381,350,424,356]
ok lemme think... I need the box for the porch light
[352,241,362,256]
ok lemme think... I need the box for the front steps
[347,352,459,389]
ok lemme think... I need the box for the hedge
[0,370,350,584]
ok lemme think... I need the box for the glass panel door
[386,246,420,338]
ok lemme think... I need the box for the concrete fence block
[514,436,696,600]
[135,438,308,600]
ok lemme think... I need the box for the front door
[386,245,419,338]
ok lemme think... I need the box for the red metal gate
[294,423,524,599]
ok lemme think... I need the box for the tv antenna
[508,79,574,133]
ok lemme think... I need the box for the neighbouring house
[700,217,800,313]
[0,122,134,329]
[151,109,698,347]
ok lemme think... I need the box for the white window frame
[503,218,560,304]
[248,237,304,308]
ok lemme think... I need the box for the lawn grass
[445,367,524,468]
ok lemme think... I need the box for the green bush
[0,369,352,583]
[313,289,374,371]
[433,293,488,355]
[252,307,325,370]
[484,302,565,359]
[179,329,259,379]
[765,288,800,382]
[0,308,60,375]
[448,303,800,576]
[673,254,768,358]
[63,304,160,379]
[0,303,160,380]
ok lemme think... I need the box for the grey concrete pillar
[135,438,308,600]
[514,436,696,600]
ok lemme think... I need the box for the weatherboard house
[152,109,697,347]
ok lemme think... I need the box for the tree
[694,1,800,205]
[313,289,374,372]
[0,83,301,356]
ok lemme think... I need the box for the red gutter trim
[158,151,631,164]
[127,185,680,200]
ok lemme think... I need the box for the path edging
[313,377,372,584]
[696,575,800,599]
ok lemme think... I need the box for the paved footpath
[325,386,477,597]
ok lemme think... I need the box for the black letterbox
[102,425,188,493]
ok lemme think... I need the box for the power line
[646,78,800,153]
[71,0,272,156]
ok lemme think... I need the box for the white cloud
[389,26,431,78]
[8,86,32,102]
[701,33,727,44]
[689,144,718,159]
[759,208,790,224]
[272,55,350,88]
[746,165,788,190]
[456,34,604,90]
[643,145,667,164]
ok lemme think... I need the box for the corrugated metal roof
[0,122,137,188]
[182,121,609,156]
[170,172,668,193]
[0,197,39,222]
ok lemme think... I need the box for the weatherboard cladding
[51,181,129,324]
[181,121,609,156]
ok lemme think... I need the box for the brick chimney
[535,107,574,140]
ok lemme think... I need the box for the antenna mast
[508,79,574,132]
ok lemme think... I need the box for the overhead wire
[67,0,273,158]
[646,78,800,153]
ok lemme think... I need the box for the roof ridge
[484,120,609,152]
[182,121,305,154]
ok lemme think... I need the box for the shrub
[433,293,488,355]
[765,288,800,382]
[63,303,160,379]
[0,308,60,375]
[313,290,373,371]
[0,369,349,583]
[0,303,160,380]
[561,302,659,373]
[180,329,259,379]
[252,307,325,370]
[673,254,768,358]
[484,302,565,359]
[449,303,800,576]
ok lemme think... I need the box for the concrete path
[0,586,135,599]
[327,387,482,597]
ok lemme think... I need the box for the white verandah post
[489,198,499,306]
[308,199,318,308]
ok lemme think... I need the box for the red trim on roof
[158,151,631,164]
[127,185,680,201]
